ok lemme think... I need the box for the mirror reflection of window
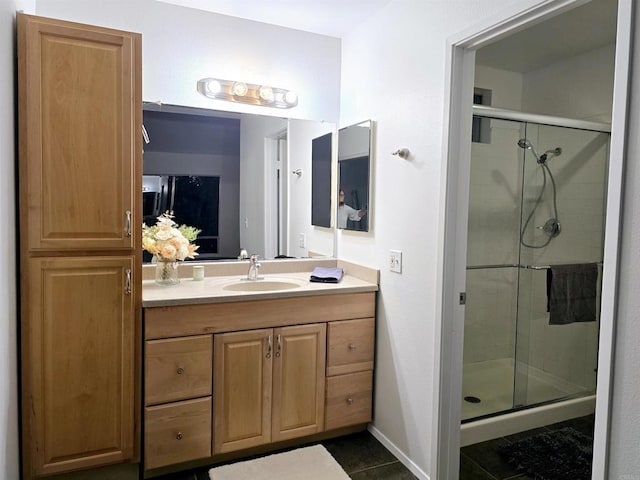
[338,121,371,232]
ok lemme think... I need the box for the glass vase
[155,258,180,286]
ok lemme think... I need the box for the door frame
[435,0,633,478]
[264,128,288,258]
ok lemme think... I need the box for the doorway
[436,0,632,478]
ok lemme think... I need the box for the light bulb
[205,79,222,96]
[232,82,248,96]
[284,90,298,105]
[258,86,274,102]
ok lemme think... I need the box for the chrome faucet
[247,254,262,280]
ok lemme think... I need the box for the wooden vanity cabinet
[143,292,375,473]
[18,14,142,478]
[325,318,375,430]
[213,324,326,454]
[144,335,213,470]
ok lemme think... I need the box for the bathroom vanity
[142,260,378,476]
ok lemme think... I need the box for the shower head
[517,138,533,150]
[517,138,541,162]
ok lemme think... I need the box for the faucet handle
[250,254,260,263]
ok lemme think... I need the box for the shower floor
[462,358,585,420]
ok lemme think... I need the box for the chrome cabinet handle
[125,210,132,237]
[125,269,132,295]
[346,397,354,405]
[266,335,272,358]
[176,432,183,440]
[276,334,282,357]
[176,367,185,375]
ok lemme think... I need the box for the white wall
[337,1,524,477]
[35,0,341,123]
[0,0,18,478]
[607,5,640,477]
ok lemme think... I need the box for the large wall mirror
[338,120,372,231]
[142,102,336,262]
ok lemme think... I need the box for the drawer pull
[346,397,354,405]
[176,367,185,375]
[176,432,183,440]
[348,343,357,351]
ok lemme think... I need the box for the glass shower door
[513,123,609,408]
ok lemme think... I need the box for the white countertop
[143,270,378,307]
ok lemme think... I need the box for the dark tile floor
[459,414,595,480]
[154,431,417,480]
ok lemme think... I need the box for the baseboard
[367,425,430,480]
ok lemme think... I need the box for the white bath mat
[208,444,349,480]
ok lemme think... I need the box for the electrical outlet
[299,233,306,249]
[390,250,402,273]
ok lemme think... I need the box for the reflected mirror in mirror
[311,132,332,228]
[142,103,335,262]
[338,120,372,232]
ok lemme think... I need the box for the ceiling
[156,0,618,71]
[475,0,618,73]
[155,0,393,38]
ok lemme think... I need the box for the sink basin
[222,279,303,292]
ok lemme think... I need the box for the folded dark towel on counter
[547,263,599,325]
[310,267,344,283]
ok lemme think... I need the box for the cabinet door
[214,329,273,453]
[23,256,135,476]
[18,14,141,251]
[272,323,326,442]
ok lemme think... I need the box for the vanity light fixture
[197,77,298,109]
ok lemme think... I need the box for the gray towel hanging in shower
[547,263,598,325]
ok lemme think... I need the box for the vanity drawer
[145,335,213,405]
[327,318,375,376]
[145,397,212,470]
[325,371,373,431]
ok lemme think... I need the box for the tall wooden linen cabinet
[17,14,142,478]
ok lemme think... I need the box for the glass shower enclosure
[462,107,610,421]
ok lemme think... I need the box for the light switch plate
[390,250,402,273]
[299,233,306,249]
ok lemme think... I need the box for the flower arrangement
[142,212,201,262]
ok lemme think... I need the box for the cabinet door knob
[176,367,185,375]
[176,432,183,440]
[346,397,354,405]
[348,343,357,351]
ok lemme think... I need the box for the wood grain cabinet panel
[25,256,135,476]
[325,371,373,431]
[19,14,138,251]
[327,318,375,376]
[214,329,273,454]
[272,324,326,442]
[145,397,212,470]
[145,335,212,406]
